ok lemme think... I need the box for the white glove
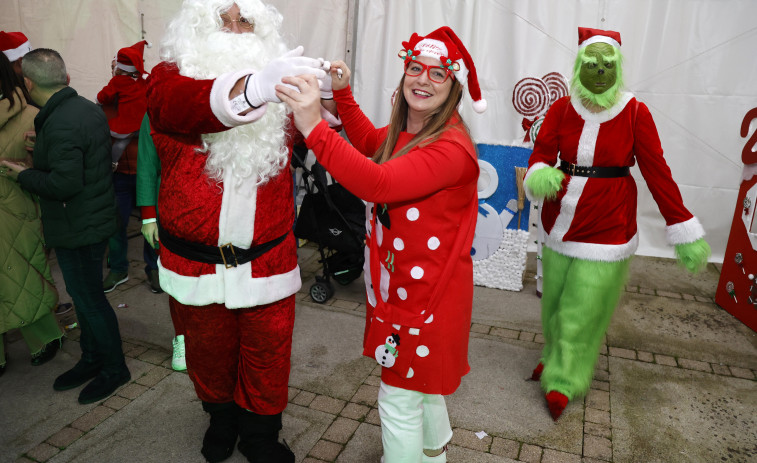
[245,46,326,107]
[318,58,333,99]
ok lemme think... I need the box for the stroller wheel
[310,281,333,304]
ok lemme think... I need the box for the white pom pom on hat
[399,26,487,113]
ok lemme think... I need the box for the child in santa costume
[146,1,332,462]
[96,40,149,167]
[278,26,486,463]
[524,27,711,421]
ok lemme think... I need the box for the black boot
[201,401,239,463]
[237,410,294,463]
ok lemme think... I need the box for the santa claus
[146,1,333,462]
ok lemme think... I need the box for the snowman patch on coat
[375,333,401,367]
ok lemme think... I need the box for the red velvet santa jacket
[97,75,147,135]
[525,93,704,261]
[146,62,300,309]
[305,86,479,395]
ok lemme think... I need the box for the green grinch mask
[570,42,624,109]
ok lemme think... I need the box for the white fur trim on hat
[3,41,31,63]
[579,36,621,49]
[116,62,137,73]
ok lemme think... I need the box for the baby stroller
[293,146,366,303]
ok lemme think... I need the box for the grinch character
[524,27,710,421]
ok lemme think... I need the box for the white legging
[378,381,452,463]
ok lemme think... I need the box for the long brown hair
[372,74,471,165]
[0,51,31,109]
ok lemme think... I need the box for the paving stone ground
[1,217,755,463]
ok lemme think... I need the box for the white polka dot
[406,367,414,378]
[393,238,405,251]
[397,287,407,300]
[406,208,420,221]
[424,314,434,324]
[416,345,429,357]
[410,266,424,279]
[408,328,420,335]
[427,236,440,250]
[392,324,401,330]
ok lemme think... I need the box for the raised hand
[245,46,326,107]
[276,74,324,138]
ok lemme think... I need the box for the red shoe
[546,391,569,421]
[530,362,544,381]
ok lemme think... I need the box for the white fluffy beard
[161,0,291,186]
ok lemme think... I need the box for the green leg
[540,247,572,366]
[541,248,630,399]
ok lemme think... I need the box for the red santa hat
[116,40,151,76]
[578,27,621,49]
[398,26,487,113]
[0,31,32,62]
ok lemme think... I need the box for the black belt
[158,223,288,269]
[559,161,630,178]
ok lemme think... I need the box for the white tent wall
[353,0,757,264]
[0,0,351,100]
[3,0,755,263]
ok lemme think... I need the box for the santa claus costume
[284,26,486,463]
[146,1,329,462]
[524,27,710,421]
[96,40,150,164]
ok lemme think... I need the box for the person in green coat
[0,49,63,376]
[1,49,130,404]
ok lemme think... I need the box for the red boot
[545,391,569,421]
[530,362,544,381]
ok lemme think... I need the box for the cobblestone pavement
[2,234,755,463]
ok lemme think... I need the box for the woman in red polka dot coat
[278,27,487,463]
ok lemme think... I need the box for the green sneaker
[172,335,187,371]
[103,271,129,293]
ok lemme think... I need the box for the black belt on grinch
[158,223,288,269]
[559,160,630,178]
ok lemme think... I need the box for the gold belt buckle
[219,243,238,268]
[569,163,577,176]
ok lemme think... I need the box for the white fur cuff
[210,69,268,127]
[666,216,705,245]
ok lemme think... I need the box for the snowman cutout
[375,333,401,367]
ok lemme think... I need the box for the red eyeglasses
[404,61,454,83]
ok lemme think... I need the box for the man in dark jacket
[0,48,130,404]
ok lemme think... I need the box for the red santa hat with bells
[116,40,151,76]
[0,31,32,62]
[398,26,487,113]
[578,27,621,49]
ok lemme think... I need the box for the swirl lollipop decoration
[542,72,569,105]
[512,77,550,119]
[513,72,569,143]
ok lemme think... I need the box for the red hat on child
[116,40,151,76]
[0,31,32,62]
[398,26,487,113]
[578,27,621,49]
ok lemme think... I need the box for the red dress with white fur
[146,61,300,413]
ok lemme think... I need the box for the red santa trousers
[170,295,295,414]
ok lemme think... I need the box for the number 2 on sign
[741,108,757,164]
